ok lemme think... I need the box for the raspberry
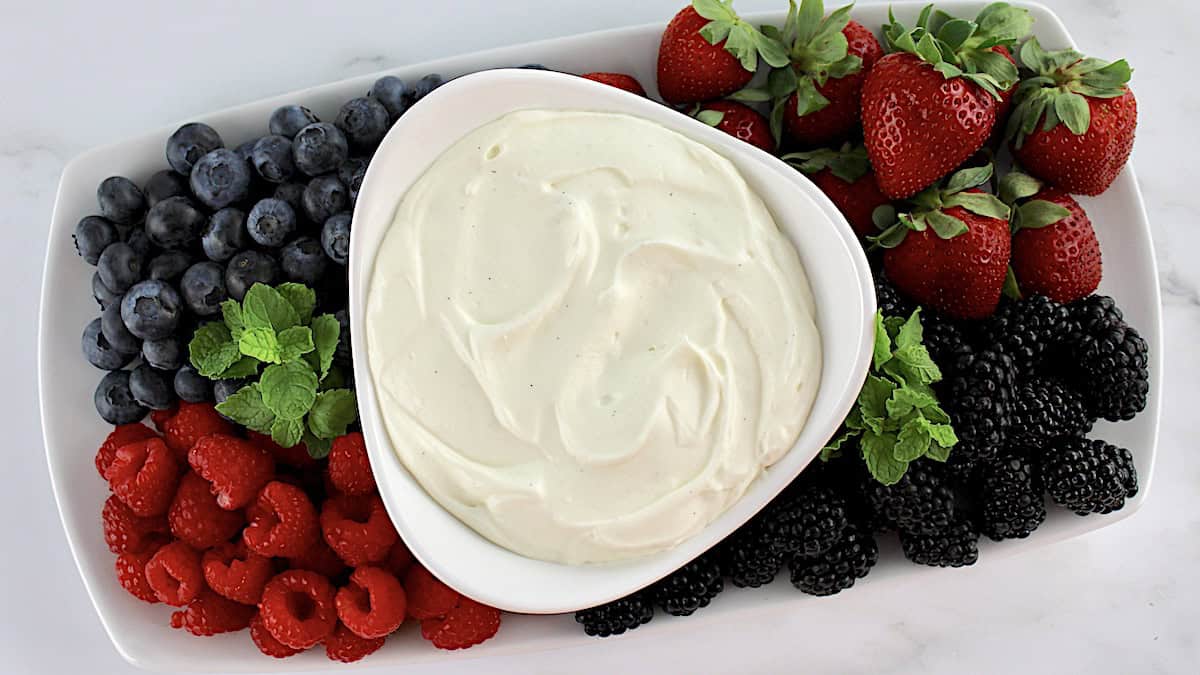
[249,612,302,659]
[170,589,255,636]
[325,622,385,663]
[169,471,245,549]
[403,564,460,620]
[202,541,273,605]
[383,539,413,578]
[188,434,274,510]
[102,494,168,554]
[247,430,315,468]
[420,597,501,650]
[244,481,320,558]
[336,566,406,639]
[327,432,375,496]
[115,539,167,603]
[144,540,204,606]
[95,423,158,479]
[160,402,233,462]
[320,494,397,567]
[288,537,349,579]
[149,404,177,431]
[105,437,180,517]
[259,570,338,649]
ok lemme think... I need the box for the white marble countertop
[3,1,1196,673]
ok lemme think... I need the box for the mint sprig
[190,282,356,458]
[821,309,958,485]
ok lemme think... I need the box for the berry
[939,347,1016,471]
[146,250,195,282]
[321,213,351,265]
[234,137,258,164]
[180,261,228,316]
[74,216,118,265]
[189,434,275,510]
[403,564,460,620]
[327,432,375,496]
[697,100,775,152]
[95,370,149,425]
[288,537,348,579]
[978,295,1072,375]
[762,485,848,558]
[143,169,189,208]
[1009,377,1092,449]
[97,176,146,224]
[333,309,352,364]
[167,122,224,176]
[174,364,214,403]
[272,181,306,214]
[788,524,878,596]
[580,72,647,96]
[160,401,233,458]
[301,175,348,226]
[92,272,122,310]
[651,552,722,617]
[130,363,176,410]
[145,540,204,606]
[922,311,971,368]
[279,237,328,285]
[369,75,409,119]
[900,520,979,567]
[247,198,297,248]
[782,20,883,147]
[247,430,315,468]
[123,226,154,257]
[102,493,167,554]
[202,207,248,262]
[320,494,397,567]
[225,250,279,301]
[244,480,320,557]
[149,405,177,430]
[251,135,296,183]
[169,470,246,549]
[170,589,255,636]
[409,74,444,103]
[326,622,385,662]
[976,451,1046,540]
[874,272,916,319]
[336,97,390,151]
[95,423,159,479]
[212,378,247,407]
[864,460,959,535]
[202,541,273,605]
[1060,297,1150,421]
[269,105,320,139]
[141,337,184,372]
[82,317,134,370]
[1068,293,1125,334]
[250,612,302,658]
[420,597,501,650]
[97,241,143,293]
[575,592,653,638]
[656,6,756,104]
[260,570,338,649]
[120,280,182,340]
[1043,437,1138,515]
[293,122,349,177]
[383,539,413,578]
[145,196,207,250]
[116,542,166,603]
[338,158,368,204]
[100,300,140,355]
[717,520,784,588]
[1011,188,1102,303]
[336,566,407,638]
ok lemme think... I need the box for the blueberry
[180,261,228,316]
[409,74,445,104]
[82,318,135,370]
[213,378,248,405]
[250,135,296,183]
[97,242,143,293]
[247,198,296,247]
[336,97,390,152]
[292,122,349,177]
[234,138,259,163]
[145,196,207,249]
[143,169,190,208]
[272,182,306,215]
[92,272,122,310]
[130,363,176,410]
[189,148,252,210]
[280,237,329,285]
[225,250,278,301]
[166,122,224,176]
[101,300,141,354]
[174,364,212,403]
[120,280,183,340]
[97,176,147,225]
[124,227,155,257]
[369,76,408,119]
[302,175,348,226]
[147,250,194,282]
[202,207,248,262]
[74,216,118,265]
[321,213,351,265]
[143,336,184,371]
[338,158,368,204]
[334,309,352,364]
[269,105,320,139]
[95,370,149,424]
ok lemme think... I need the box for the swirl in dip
[365,110,821,564]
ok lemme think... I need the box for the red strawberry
[656,2,788,104]
[1009,38,1136,195]
[991,45,1018,130]
[783,143,889,238]
[580,72,647,96]
[695,101,775,152]
[878,165,1012,319]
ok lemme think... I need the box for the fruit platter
[39,0,1160,670]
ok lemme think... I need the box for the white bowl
[38,2,1160,670]
[348,68,875,614]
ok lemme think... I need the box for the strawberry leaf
[971,2,1033,45]
[1054,91,1091,134]
[793,76,830,116]
[1002,266,1023,300]
[925,210,969,239]
[872,204,898,230]
[1017,200,1072,229]
[937,18,977,50]
[696,109,725,127]
[998,171,1042,204]
[729,87,772,102]
[943,191,1010,221]
[945,164,994,193]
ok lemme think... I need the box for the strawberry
[580,72,647,96]
[1008,38,1136,195]
[694,100,775,152]
[656,1,788,104]
[783,143,890,238]
[876,164,1012,319]
[862,5,1030,198]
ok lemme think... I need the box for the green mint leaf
[923,404,951,425]
[887,387,937,418]
[260,361,319,420]
[892,345,942,384]
[215,383,275,433]
[859,374,897,423]
[922,418,959,448]
[310,314,341,380]
[872,312,892,369]
[307,389,358,439]
[221,300,246,340]
[271,416,304,450]
[821,427,858,461]
[861,431,907,485]
[925,209,969,239]
[925,440,952,462]
[278,326,315,363]
[189,322,240,378]
[696,109,725,127]
[239,326,282,364]
[895,309,925,351]
[276,283,316,325]
[218,356,260,380]
[243,283,300,333]
[844,407,865,430]
[319,365,347,391]
[302,431,333,459]
[894,418,932,462]
[882,315,906,338]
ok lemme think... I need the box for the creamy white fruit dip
[365,109,821,564]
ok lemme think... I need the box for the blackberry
[900,520,979,567]
[761,484,848,558]
[1068,294,1125,335]
[978,295,1071,375]
[1070,324,1149,422]
[717,520,783,588]
[574,592,653,638]
[939,347,1016,472]
[874,273,914,319]
[922,311,972,368]
[864,459,958,535]
[1009,377,1092,448]
[788,525,877,596]
[651,552,723,616]
[1042,438,1138,515]
[976,451,1045,540]
[814,453,892,534]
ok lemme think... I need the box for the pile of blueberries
[77,73,446,424]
